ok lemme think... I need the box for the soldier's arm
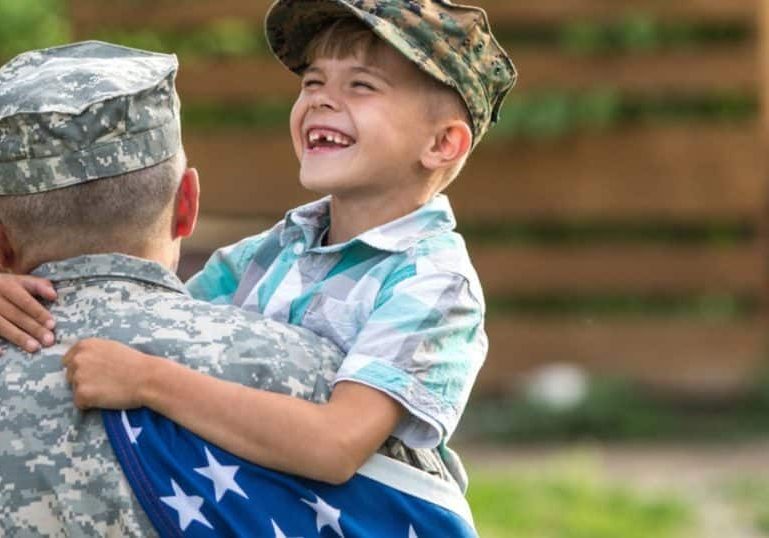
[0,274,57,353]
[63,338,403,485]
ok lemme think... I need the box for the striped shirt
[187,194,487,449]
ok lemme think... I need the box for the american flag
[103,409,478,537]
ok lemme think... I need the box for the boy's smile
[289,46,436,205]
[305,126,356,153]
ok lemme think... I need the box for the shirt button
[293,242,305,255]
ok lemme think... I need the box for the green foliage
[182,101,291,131]
[490,92,755,141]
[90,20,266,59]
[0,0,70,60]
[468,465,691,538]
[491,91,621,140]
[559,17,747,54]
[459,220,754,246]
[460,375,769,443]
[488,293,756,320]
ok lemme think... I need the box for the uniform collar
[31,253,189,295]
[279,195,457,253]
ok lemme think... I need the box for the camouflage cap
[0,40,180,195]
[265,0,517,145]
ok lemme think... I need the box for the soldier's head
[0,41,199,274]
[266,0,517,195]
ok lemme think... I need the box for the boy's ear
[172,168,200,240]
[420,120,473,172]
[0,225,17,272]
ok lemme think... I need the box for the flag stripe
[357,454,475,526]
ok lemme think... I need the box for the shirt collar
[279,194,457,253]
[31,253,189,296]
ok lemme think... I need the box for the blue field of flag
[104,408,477,537]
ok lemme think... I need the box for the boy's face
[289,42,438,201]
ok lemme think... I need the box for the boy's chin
[298,170,340,195]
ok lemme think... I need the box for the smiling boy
[0,0,516,492]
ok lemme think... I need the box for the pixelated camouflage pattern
[265,0,517,144]
[0,41,181,195]
[0,253,343,536]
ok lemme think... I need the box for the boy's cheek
[289,102,305,159]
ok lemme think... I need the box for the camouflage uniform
[0,253,344,536]
[264,0,518,145]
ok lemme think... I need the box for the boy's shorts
[379,438,455,485]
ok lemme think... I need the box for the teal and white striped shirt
[187,194,487,449]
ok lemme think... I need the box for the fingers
[62,343,91,410]
[10,277,56,330]
[0,312,41,353]
[0,275,56,351]
[0,295,54,351]
[20,276,57,303]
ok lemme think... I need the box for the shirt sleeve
[333,267,487,449]
[185,232,269,304]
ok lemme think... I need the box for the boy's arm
[62,268,484,483]
[0,274,57,352]
[62,338,402,485]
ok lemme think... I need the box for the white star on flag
[121,410,142,444]
[272,519,288,538]
[302,493,344,536]
[194,446,248,502]
[160,479,213,531]
[409,524,419,538]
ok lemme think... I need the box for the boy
[0,0,516,491]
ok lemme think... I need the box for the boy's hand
[62,338,152,410]
[0,274,57,353]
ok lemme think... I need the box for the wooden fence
[70,0,769,397]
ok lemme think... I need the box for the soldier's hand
[63,338,152,410]
[0,274,57,353]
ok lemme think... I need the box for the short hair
[305,18,472,189]
[0,151,185,261]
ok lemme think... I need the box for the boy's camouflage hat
[265,0,517,144]
[0,41,181,195]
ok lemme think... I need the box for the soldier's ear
[0,225,16,272]
[173,168,200,239]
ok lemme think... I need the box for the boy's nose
[309,89,341,111]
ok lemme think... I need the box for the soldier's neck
[19,241,179,275]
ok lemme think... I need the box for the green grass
[721,477,769,535]
[467,463,691,538]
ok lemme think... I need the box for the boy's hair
[0,151,185,262]
[305,18,472,189]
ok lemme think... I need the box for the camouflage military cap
[0,40,181,195]
[265,0,517,144]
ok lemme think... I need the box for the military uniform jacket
[0,254,342,537]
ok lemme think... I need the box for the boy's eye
[302,79,322,88]
[351,81,376,91]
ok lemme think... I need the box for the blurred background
[4,0,769,536]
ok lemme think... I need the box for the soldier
[0,41,344,536]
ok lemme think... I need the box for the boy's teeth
[307,129,353,147]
